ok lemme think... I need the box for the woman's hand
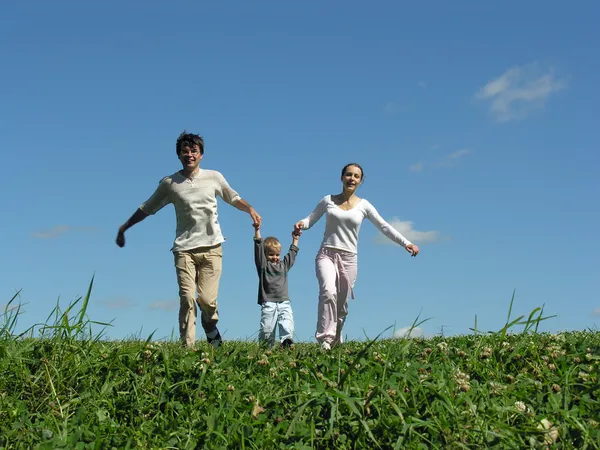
[293,221,304,234]
[406,243,419,257]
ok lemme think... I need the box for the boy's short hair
[176,130,205,156]
[263,237,281,251]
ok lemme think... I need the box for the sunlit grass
[1,280,598,449]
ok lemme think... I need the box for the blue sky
[1,1,599,342]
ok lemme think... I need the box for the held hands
[293,221,304,235]
[253,222,262,241]
[292,221,304,239]
[249,208,262,229]
[291,226,301,246]
[253,222,261,238]
[405,243,419,257]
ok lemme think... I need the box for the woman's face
[341,165,363,192]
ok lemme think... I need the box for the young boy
[253,224,300,348]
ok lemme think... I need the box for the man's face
[266,247,281,263]
[179,144,203,171]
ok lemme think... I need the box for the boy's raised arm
[253,224,265,271]
[283,230,301,270]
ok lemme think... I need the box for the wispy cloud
[409,147,472,172]
[448,148,471,159]
[97,297,137,310]
[393,326,424,339]
[32,225,97,239]
[33,225,71,239]
[417,80,427,88]
[383,102,395,113]
[375,219,443,245]
[476,62,566,122]
[592,308,600,317]
[148,300,179,312]
[435,148,472,168]
[409,162,424,172]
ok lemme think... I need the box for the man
[116,131,261,348]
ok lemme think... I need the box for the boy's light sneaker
[206,328,222,348]
[320,342,331,351]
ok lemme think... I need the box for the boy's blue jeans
[259,300,294,345]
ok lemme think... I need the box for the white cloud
[148,300,179,312]
[409,161,424,172]
[393,326,424,339]
[411,148,471,172]
[447,148,471,159]
[374,218,442,244]
[592,308,600,317]
[383,102,395,113]
[435,148,472,168]
[97,297,137,310]
[33,225,71,239]
[32,225,97,239]
[476,62,566,122]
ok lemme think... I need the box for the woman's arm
[365,201,419,256]
[294,196,328,233]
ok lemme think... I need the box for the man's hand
[115,209,149,248]
[232,199,261,227]
[405,243,419,257]
[116,227,126,248]
[249,208,262,228]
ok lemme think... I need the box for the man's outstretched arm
[233,199,262,228]
[116,208,150,247]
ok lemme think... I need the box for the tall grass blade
[77,275,95,327]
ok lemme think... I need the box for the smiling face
[265,246,281,263]
[341,164,363,193]
[178,144,203,172]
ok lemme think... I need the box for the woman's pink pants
[315,247,358,345]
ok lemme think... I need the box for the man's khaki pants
[174,244,222,348]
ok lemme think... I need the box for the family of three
[116,131,419,350]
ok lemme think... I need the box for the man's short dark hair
[176,130,204,155]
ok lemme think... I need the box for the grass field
[1,281,599,449]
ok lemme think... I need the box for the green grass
[1,282,599,449]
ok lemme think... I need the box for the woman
[294,163,419,350]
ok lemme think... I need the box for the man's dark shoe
[281,338,294,349]
[206,328,222,348]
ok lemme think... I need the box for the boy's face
[265,247,281,263]
[178,144,203,171]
